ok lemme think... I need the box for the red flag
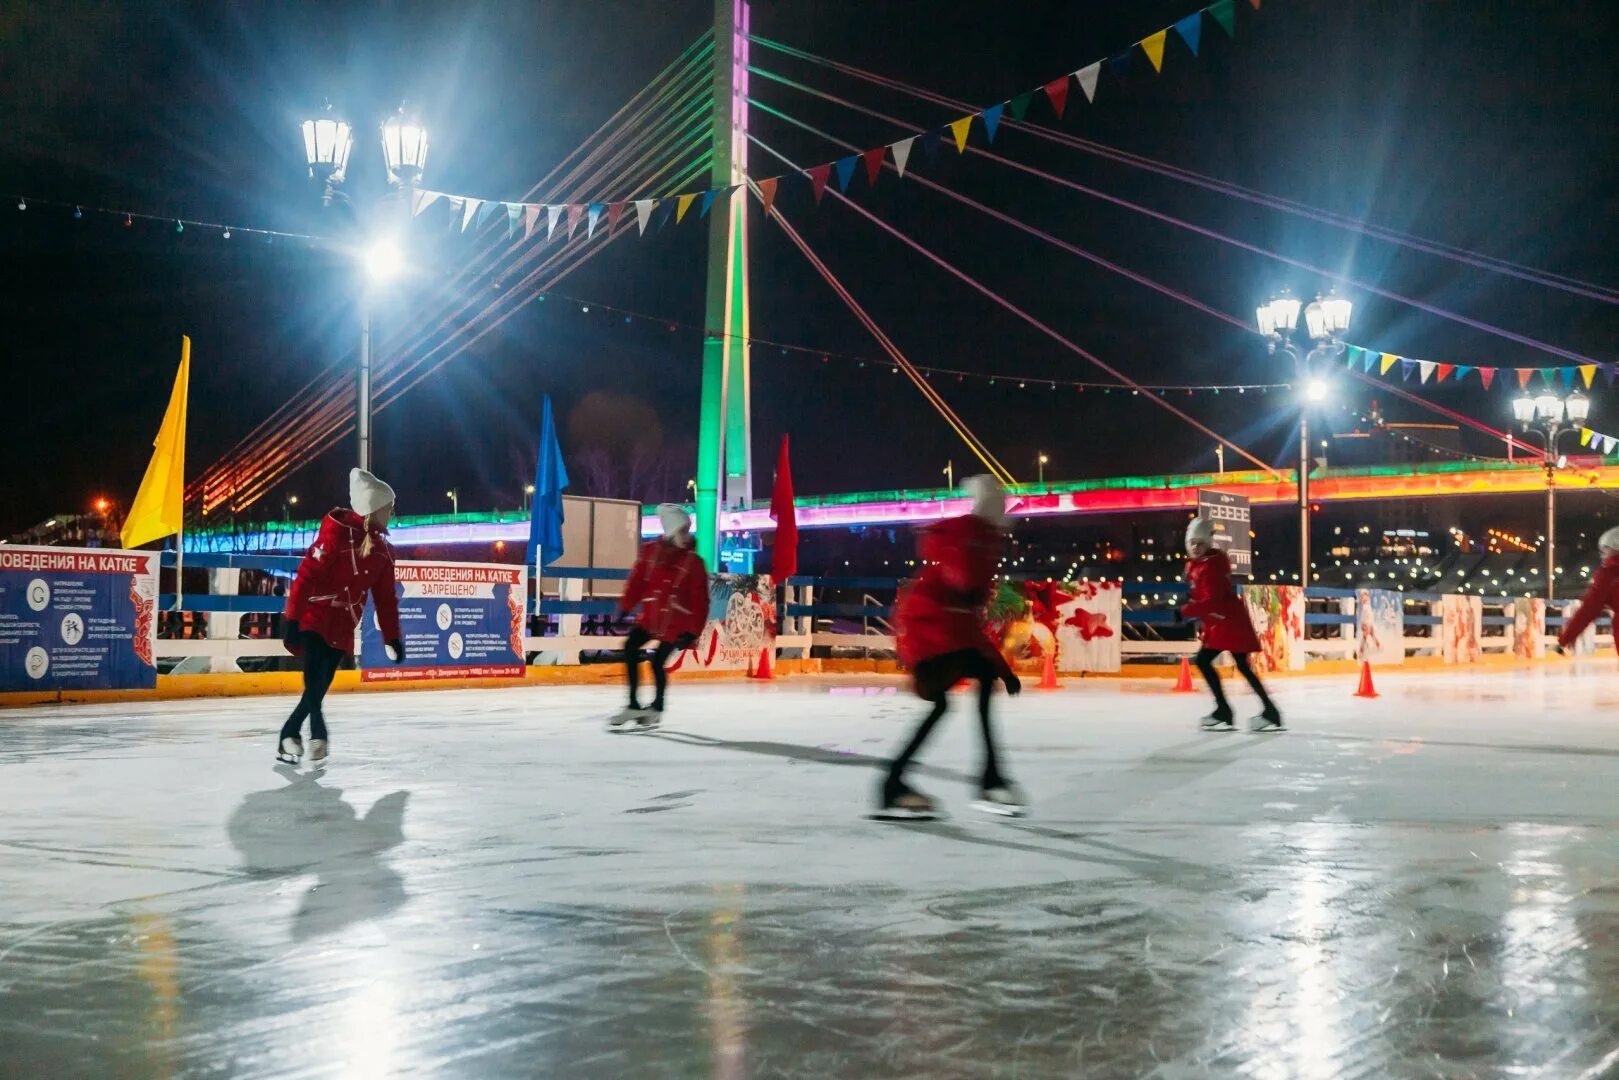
[1517,368,1533,389]
[1480,367,1496,389]
[756,177,779,216]
[806,163,832,203]
[1044,75,1070,118]
[769,434,798,582]
[862,146,886,186]
[1436,363,1454,382]
[607,202,626,231]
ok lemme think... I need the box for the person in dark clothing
[609,503,709,732]
[276,468,405,765]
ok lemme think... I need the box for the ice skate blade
[971,800,1027,818]
[869,808,941,822]
[1249,719,1286,733]
[1200,722,1236,732]
[274,752,300,765]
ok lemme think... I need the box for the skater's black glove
[674,632,698,650]
[281,620,299,648]
[1003,672,1022,696]
[1552,642,1567,656]
[386,639,405,663]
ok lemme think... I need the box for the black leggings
[624,626,678,711]
[278,632,345,744]
[887,649,1007,797]
[1194,647,1278,717]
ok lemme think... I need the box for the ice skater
[1182,517,1282,732]
[1555,526,1619,654]
[609,504,709,732]
[276,468,405,765]
[882,475,1023,820]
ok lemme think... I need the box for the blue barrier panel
[163,552,301,573]
[791,603,893,618]
[1480,615,1515,627]
[1305,613,1355,625]
[1123,610,1180,625]
[538,600,621,616]
[544,566,631,581]
[1306,586,1360,599]
[158,595,285,613]
[1405,615,1443,626]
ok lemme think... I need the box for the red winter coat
[1559,553,1619,650]
[620,539,709,641]
[284,508,402,655]
[895,514,1012,677]
[1182,550,1261,655]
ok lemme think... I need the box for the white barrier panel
[1241,585,1305,672]
[1055,581,1122,674]
[1512,599,1546,660]
[666,574,777,674]
[1357,589,1404,665]
[1441,594,1482,663]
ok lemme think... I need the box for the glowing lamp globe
[1320,291,1353,335]
[1305,378,1329,403]
[1256,290,1301,336]
[380,111,429,185]
[364,238,403,284]
[301,108,354,181]
[1512,395,1537,424]
[1566,391,1591,424]
[1534,392,1563,422]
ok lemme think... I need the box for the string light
[9,193,315,242]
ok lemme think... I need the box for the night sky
[3,0,1617,537]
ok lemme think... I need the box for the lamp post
[943,460,954,489]
[1256,287,1352,587]
[1512,389,1590,601]
[522,483,535,515]
[446,488,459,515]
[1038,453,1049,489]
[284,494,299,522]
[300,105,429,475]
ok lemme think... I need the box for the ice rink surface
[5,664,1619,1078]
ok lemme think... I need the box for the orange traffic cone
[1172,656,1196,693]
[1039,649,1060,690]
[750,645,775,681]
[1353,660,1378,699]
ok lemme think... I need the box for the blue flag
[527,395,569,567]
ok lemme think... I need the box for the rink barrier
[3,553,1599,705]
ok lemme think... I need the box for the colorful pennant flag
[1401,360,1416,381]
[506,203,522,238]
[919,127,943,163]
[807,162,832,201]
[566,203,584,237]
[834,155,858,192]
[633,199,653,235]
[1174,11,1203,56]
[1380,353,1397,375]
[1455,365,1472,381]
[862,145,887,185]
[412,189,440,216]
[1362,351,1376,373]
[949,115,974,152]
[890,138,914,178]
[1480,367,1496,389]
[699,190,719,218]
[585,203,603,238]
[1581,427,1595,447]
[524,204,541,239]
[1435,363,1454,382]
[1140,30,1168,73]
[675,193,697,223]
[1075,62,1101,103]
[1517,369,1533,389]
[1209,0,1237,37]
[461,197,482,232]
[980,103,1005,144]
[546,204,563,239]
[1044,75,1070,118]
[1008,91,1034,121]
[1581,365,1597,388]
[608,202,626,231]
[1418,360,1435,383]
[756,177,779,216]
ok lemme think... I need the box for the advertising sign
[1196,489,1251,578]
[0,546,159,691]
[666,574,777,674]
[361,561,527,682]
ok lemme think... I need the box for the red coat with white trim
[1182,549,1261,654]
[1559,553,1619,650]
[620,539,709,641]
[895,513,1013,676]
[283,508,402,655]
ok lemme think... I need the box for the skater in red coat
[609,504,709,732]
[1182,517,1281,732]
[1557,526,1619,652]
[883,475,1023,820]
[277,468,405,765]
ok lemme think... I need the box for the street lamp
[522,483,536,515]
[446,489,460,515]
[300,103,430,476]
[1038,453,1049,488]
[284,494,299,522]
[1257,286,1353,588]
[1512,388,1590,601]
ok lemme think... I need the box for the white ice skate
[971,785,1028,818]
[307,739,329,763]
[276,736,303,765]
[1200,712,1236,732]
[607,708,646,733]
[1249,711,1285,733]
[634,709,663,732]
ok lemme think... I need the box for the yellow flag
[121,337,190,549]
[1580,427,1594,447]
[1140,30,1169,73]
[948,115,973,153]
[676,193,698,223]
[1379,352,1398,375]
[1580,365,1597,388]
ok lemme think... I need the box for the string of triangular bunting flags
[1342,344,1617,391]
[408,0,1253,241]
[1577,426,1619,456]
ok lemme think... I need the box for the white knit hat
[1185,516,1216,549]
[349,468,396,518]
[657,503,691,537]
[964,474,1006,527]
[1600,525,1619,555]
